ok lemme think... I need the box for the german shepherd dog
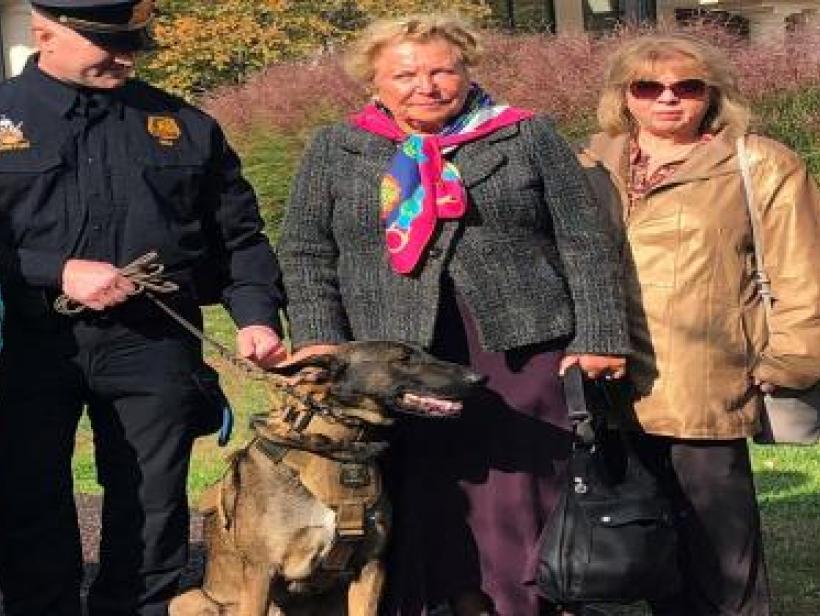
[170,341,484,616]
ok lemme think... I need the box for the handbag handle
[563,364,595,444]
[562,365,657,486]
[563,364,614,445]
[563,364,591,424]
[736,136,774,316]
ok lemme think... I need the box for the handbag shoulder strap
[736,136,774,316]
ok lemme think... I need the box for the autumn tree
[143,0,490,97]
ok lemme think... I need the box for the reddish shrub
[204,56,366,142]
[204,25,820,140]
[475,31,605,124]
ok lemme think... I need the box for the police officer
[0,1,286,614]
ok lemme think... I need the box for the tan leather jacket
[582,129,820,439]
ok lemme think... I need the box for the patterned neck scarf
[351,85,534,274]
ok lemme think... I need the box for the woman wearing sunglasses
[580,33,820,615]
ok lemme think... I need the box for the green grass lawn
[70,307,820,615]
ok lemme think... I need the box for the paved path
[0,494,206,614]
[0,497,647,615]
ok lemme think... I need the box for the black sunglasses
[628,79,709,100]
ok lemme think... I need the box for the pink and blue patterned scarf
[351,86,534,274]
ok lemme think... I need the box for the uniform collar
[19,54,125,120]
[72,87,124,120]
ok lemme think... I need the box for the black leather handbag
[536,366,681,606]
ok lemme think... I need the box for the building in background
[490,0,820,42]
[0,0,32,79]
[4,1,819,80]
[658,1,819,43]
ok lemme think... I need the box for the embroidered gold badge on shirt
[0,116,31,152]
[147,116,181,146]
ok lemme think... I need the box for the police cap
[31,0,154,52]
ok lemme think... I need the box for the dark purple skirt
[380,282,572,615]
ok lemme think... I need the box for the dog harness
[203,386,391,579]
[257,440,386,574]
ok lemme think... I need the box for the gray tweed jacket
[277,115,629,354]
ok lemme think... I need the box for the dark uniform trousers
[0,307,217,616]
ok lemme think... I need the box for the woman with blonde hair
[581,33,820,614]
[279,13,628,616]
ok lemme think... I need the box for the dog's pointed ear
[266,353,344,378]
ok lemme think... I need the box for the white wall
[1,0,33,79]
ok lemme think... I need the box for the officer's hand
[559,354,627,380]
[236,325,287,369]
[61,259,136,311]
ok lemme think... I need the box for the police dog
[170,341,484,616]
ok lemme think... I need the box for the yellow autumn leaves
[144,0,490,98]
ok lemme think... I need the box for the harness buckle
[339,462,371,488]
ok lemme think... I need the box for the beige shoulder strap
[737,136,774,316]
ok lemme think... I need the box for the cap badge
[147,116,181,146]
[130,0,154,29]
[0,116,30,152]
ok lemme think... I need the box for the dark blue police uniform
[0,3,283,615]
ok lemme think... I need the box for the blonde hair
[597,33,750,137]
[344,14,482,84]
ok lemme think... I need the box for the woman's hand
[559,354,627,380]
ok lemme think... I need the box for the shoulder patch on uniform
[147,116,181,147]
[0,115,30,152]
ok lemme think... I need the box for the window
[584,1,656,32]
[675,8,749,37]
[489,0,556,32]
[585,0,620,31]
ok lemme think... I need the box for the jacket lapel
[338,125,397,177]
[455,123,517,187]
[651,129,738,191]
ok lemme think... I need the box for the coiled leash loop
[54,251,178,314]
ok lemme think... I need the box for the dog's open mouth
[399,392,463,418]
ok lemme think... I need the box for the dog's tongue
[402,393,463,416]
